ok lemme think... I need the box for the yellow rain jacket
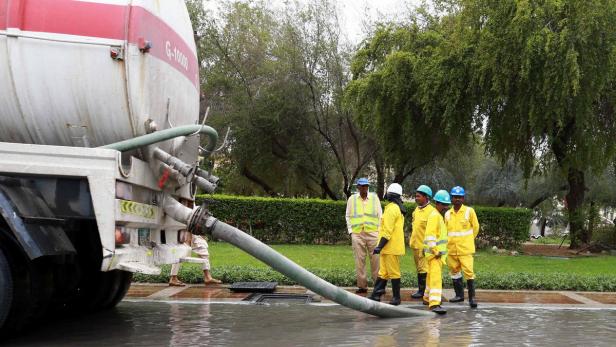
[423,210,448,265]
[409,203,436,249]
[379,203,405,255]
[445,204,480,255]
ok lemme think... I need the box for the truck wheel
[76,270,131,311]
[0,238,53,335]
[97,270,121,309]
[76,270,109,311]
[102,271,133,309]
[0,247,13,333]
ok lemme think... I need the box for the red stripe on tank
[129,6,199,88]
[4,0,126,39]
[0,1,8,30]
[0,0,198,88]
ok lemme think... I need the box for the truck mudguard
[0,176,77,259]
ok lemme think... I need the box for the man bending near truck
[169,234,221,286]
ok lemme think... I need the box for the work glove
[431,247,440,257]
[372,237,389,255]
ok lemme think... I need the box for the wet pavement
[5,298,616,346]
[4,284,616,346]
[126,283,616,307]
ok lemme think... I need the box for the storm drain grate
[243,293,313,304]
[229,281,278,293]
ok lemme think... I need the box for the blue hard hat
[434,190,451,204]
[450,186,465,197]
[356,177,370,186]
[416,185,433,198]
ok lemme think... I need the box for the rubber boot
[411,273,427,299]
[449,278,464,303]
[368,278,387,302]
[467,279,478,309]
[430,305,447,315]
[389,279,401,306]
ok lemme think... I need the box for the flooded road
[5,300,616,346]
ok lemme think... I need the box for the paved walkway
[126,283,616,308]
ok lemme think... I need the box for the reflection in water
[169,300,213,346]
[4,302,616,346]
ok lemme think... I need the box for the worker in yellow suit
[409,185,434,300]
[368,183,406,305]
[445,186,480,308]
[422,190,450,314]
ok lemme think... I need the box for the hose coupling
[188,204,217,236]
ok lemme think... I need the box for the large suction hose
[99,125,218,154]
[164,197,432,318]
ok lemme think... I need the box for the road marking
[146,285,190,299]
[559,291,604,305]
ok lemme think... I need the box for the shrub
[196,195,532,249]
[475,207,533,249]
[134,265,616,292]
[592,225,616,249]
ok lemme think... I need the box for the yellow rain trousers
[422,210,448,308]
[409,204,436,274]
[445,205,480,280]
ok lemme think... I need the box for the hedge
[196,194,532,249]
[135,265,616,292]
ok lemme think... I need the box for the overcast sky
[203,0,422,44]
[335,0,420,43]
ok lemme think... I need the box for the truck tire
[0,247,13,334]
[0,231,54,335]
[102,271,133,309]
[76,270,132,311]
[77,270,110,311]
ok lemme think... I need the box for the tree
[279,0,378,198]
[195,0,376,199]
[453,0,616,247]
[344,12,478,185]
[473,158,523,207]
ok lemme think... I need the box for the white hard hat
[386,183,403,195]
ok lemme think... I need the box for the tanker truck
[0,0,429,334]
[0,0,223,333]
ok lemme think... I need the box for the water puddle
[4,301,616,346]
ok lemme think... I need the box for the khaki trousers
[170,235,211,275]
[351,231,379,288]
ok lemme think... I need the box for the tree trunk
[393,172,404,184]
[540,217,547,237]
[565,167,585,249]
[343,178,351,199]
[374,154,385,199]
[320,176,338,201]
[587,200,598,245]
[240,165,278,197]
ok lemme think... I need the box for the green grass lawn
[528,235,570,246]
[134,242,616,291]
[207,242,614,276]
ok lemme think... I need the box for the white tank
[0,0,199,148]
